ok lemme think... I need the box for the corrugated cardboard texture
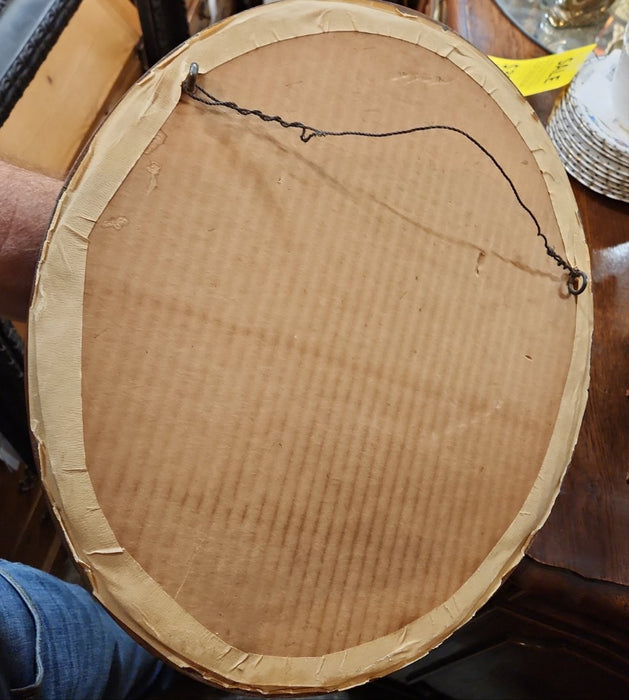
[28,0,592,692]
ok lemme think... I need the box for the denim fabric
[0,560,174,700]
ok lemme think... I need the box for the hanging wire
[182,64,587,297]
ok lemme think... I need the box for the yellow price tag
[489,44,595,97]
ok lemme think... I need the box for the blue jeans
[0,560,174,700]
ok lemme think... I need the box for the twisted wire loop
[182,73,587,297]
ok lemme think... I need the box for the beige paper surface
[28,0,592,692]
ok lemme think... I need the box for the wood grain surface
[450,0,629,586]
[0,0,141,178]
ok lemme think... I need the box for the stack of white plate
[547,51,629,203]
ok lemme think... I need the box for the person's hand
[0,161,63,321]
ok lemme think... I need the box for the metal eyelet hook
[568,269,588,296]
[183,62,199,94]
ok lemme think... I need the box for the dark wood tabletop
[450,0,629,588]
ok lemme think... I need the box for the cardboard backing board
[28,0,592,693]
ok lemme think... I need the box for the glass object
[547,0,615,28]
[493,0,626,53]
